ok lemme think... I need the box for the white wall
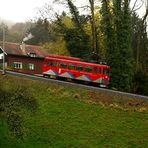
[0,53,3,59]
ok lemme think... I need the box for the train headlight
[105,76,108,79]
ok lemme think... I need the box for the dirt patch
[126,100,146,107]
[87,91,148,112]
[88,91,114,105]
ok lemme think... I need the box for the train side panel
[43,57,110,87]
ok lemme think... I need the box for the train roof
[47,54,80,61]
[45,56,110,68]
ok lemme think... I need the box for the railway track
[1,70,148,100]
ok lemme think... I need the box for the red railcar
[43,56,110,87]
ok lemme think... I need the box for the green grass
[0,75,148,148]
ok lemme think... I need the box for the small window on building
[85,66,92,73]
[68,64,75,70]
[14,62,23,69]
[60,63,67,69]
[0,54,3,59]
[29,53,36,57]
[76,65,84,71]
[28,63,35,70]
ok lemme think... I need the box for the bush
[133,70,148,96]
[0,77,38,139]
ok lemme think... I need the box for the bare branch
[131,0,144,12]
[77,5,90,9]
[142,3,148,24]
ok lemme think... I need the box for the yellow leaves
[43,38,70,55]
[62,16,74,28]
[138,107,147,113]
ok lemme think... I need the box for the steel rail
[1,70,148,100]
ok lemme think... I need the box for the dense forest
[0,0,148,95]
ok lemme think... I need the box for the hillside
[0,75,148,148]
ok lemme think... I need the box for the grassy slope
[0,75,148,148]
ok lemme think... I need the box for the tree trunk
[89,0,97,53]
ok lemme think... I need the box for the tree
[88,0,97,54]
[101,0,134,91]
[134,1,148,70]
[54,0,102,61]
[131,13,148,72]
[75,0,101,61]
[6,22,31,43]
[25,18,55,45]
[131,12,148,95]
[55,0,91,59]
[100,0,119,88]
[118,0,134,91]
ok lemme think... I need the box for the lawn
[0,75,148,148]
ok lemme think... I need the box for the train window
[53,61,58,67]
[48,60,53,66]
[98,68,101,74]
[76,65,84,71]
[68,64,75,70]
[94,67,97,74]
[85,66,92,73]
[60,63,67,69]
[103,69,109,75]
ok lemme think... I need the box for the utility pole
[2,27,5,74]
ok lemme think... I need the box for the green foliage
[7,32,23,43]
[25,19,56,45]
[101,0,118,89]
[131,13,148,73]
[67,0,81,28]
[0,77,38,139]
[43,37,70,55]
[55,2,91,60]
[116,0,134,91]
[64,28,91,59]
[7,23,27,43]
[133,70,148,96]
[101,0,134,91]
[0,22,31,43]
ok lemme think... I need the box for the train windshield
[103,68,110,75]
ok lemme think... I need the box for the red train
[43,55,110,87]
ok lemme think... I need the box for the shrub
[0,77,38,139]
[133,70,148,96]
